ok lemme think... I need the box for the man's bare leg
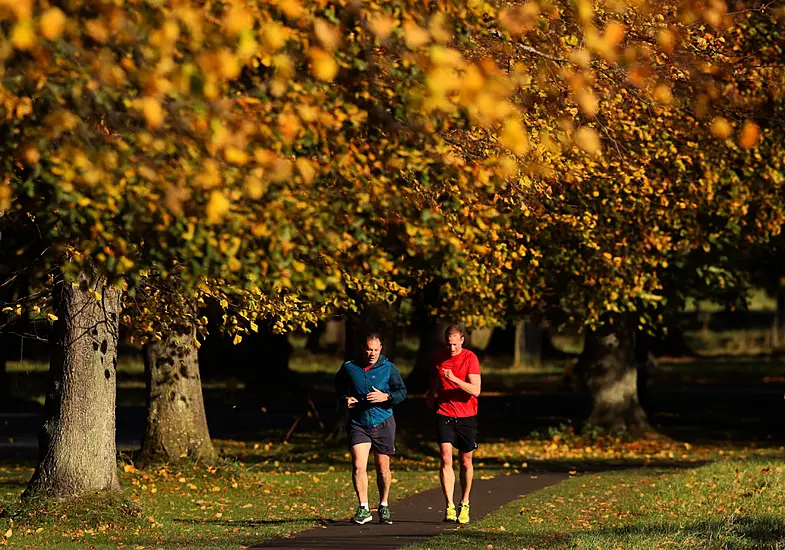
[351,443,372,505]
[439,443,455,505]
[458,450,474,503]
[374,452,391,504]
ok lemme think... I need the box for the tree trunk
[24,272,122,500]
[575,317,651,434]
[484,324,515,356]
[140,324,217,464]
[0,324,9,402]
[514,321,543,367]
[775,289,785,351]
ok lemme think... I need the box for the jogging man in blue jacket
[335,332,407,525]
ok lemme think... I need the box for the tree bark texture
[24,272,122,500]
[576,317,651,434]
[140,324,217,464]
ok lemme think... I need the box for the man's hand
[366,386,389,404]
[442,368,458,383]
[346,396,358,409]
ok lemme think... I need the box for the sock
[380,501,388,507]
[360,502,369,510]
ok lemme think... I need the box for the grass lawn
[0,436,440,549]
[407,458,785,550]
[3,429,784,548]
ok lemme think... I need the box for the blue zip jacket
[335,354,407,428]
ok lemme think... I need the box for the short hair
[365,332,383,345]
[444,325,464,340]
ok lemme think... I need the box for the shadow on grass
[434,515,785,549]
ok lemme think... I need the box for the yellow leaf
[402,21,429,49]
[575,89,599,118]
[250,321,258,333]
[314,19,340,51]
[47,313,59,322]
[11,20,36,51]
[3,527,11,539]
[499,119,530,156]
[205,190,230,224]
[141,97,163,129]
[574,127,602,155]
[368,14,395,40]
[310,48,338,81]
[710,117,732,139]
[233,334,242,345]
[658,29,676,54]
[261,21,288,51]
[738,120,761,149]
[296,158,316,183]
[40,8,66,41]
[225,147,249,165]
[225,6,253,37]
[653,84,673,105]
[603,21,625,48]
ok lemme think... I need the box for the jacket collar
[349,354,388,370]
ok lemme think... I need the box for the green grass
[0,436,442,548]
[406,458,785,550]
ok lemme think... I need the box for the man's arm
[335,364,358,408]
[443,370,481,397]
[385,364,407,406]
[425,363,440,408]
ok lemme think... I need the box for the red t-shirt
[433,348,481,417]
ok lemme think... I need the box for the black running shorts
[436,414,478,453]
[347,416,396,455]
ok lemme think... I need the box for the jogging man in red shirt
[426,324,482,525]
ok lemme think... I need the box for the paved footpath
[253,471,568,550]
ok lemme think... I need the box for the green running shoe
[378,504,393,524]
[351,505,372,525]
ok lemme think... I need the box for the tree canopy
[0,0,782,338]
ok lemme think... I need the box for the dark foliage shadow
[434,514,785,549]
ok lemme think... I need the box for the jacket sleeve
[385,364,407,407]
[335,364,349,405]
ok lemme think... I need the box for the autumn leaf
[738,121,761,149]
[141,97,164,129]
[205,190,231,224]
[574,127,601,155]
[500,119,530,156]
[309,48,338,81]
[710,117,732,139]
[11,20,35,50]
[40,8,66,41]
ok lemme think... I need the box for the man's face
[446,333,464,357]
[365,338,382,365]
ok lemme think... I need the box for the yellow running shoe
[444,503,457,522]
[457,502,470,525]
